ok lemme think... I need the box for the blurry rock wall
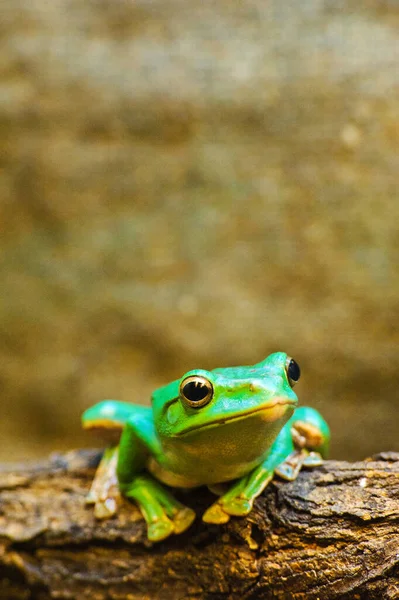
[0,0,398,460]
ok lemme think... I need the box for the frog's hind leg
[82,400,142,519]
[274,406,330,481]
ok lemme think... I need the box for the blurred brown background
[0,0,398,462]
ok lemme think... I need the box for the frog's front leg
[117,418,196,542]
[83,401,195,541]
[203,463,276,524]
[203,425,295,524]
[82,400,144,519]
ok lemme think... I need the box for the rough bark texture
[0,451,398,599]
[1,0,399,464]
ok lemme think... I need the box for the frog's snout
[248,382,297,405]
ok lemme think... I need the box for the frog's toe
[303,451,323,467]
[148,517,175,542]
[222,497,253,517]
[85,490,97,505]
[274,463,298,481]
[94,497,118,519]
[202,502,231,524]
[173,507,196,534]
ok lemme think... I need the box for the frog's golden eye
[286,357,301,387]
[179,375,214,408]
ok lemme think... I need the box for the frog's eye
[286,357,301,387]
[179,375,214,408]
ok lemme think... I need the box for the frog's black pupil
[288,359,300,382]
[183,381,209,403]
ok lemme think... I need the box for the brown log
[0,450,398,599]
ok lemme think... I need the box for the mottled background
[1,0,398,462]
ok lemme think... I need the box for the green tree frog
[82,352,330,542]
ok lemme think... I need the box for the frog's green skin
[82,352,330,542]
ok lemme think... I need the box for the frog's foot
[169,506,197,534]
[86,446,121,519]
[202,496,253,524]
[146,506,196,541]
[274,419,325,481]
[204,468,274,524]
[274,449,323,481]
[303,451,323,467]
[121,474,196,542]
[274,450,305,481]
[202,501,231,524]
[149,496,196,538]
[86,479,120,520]
[93,496,120,519]
[147,516,176,542]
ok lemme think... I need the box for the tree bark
[0,450,398,599]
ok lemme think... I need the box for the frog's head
[152,352,300,446]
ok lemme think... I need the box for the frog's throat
[173,397,296,438]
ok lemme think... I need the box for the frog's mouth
[174,397,296,437]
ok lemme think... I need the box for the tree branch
[0,450,398,599]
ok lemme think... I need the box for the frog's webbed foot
[205,482,249,521]
[87,493,120,520]
[86,446,121,519]
[274,420,324,481]
[203,497,254,524]
[203,470,273,524]
[168,506,197,535]
[203,502,232,524]
[145,507,196,542]
[274,448,323,480]
[121,474,196,542]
